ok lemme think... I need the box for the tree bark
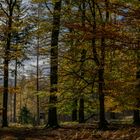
[2,58,9,127]
[98,0,109,129]
[36,35,40,125]
[133,109,140,125]
[133,49,140,125]
[79,49,86,123]
[13,58,17,123]
[2,0,17,128]
[98,65,106,129]
[47,0,61,128]
[2,12,12,128]
[78,0,87,124]
[79,97,84,123]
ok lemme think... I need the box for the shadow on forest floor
[0,124,140,140]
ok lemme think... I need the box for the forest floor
[0,124,140,140]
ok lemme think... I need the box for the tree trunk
[79,49,86,123]
[98,67,106,129]
[133,109,140,125]
[47,0,61,128]
[90,0,106,129]
[2,36,11,127]
[133,49,140,125]
[98,0,109,129]
[133,80,140,125]
[13,58,17,123]
[78,0,87,124]
[2,0,16,128]
[79,98,84,123]
[36,36,40,125]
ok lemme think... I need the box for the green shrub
[19,106,33,124]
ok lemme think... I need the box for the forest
[0,0,140,139]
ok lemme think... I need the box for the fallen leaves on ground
[0,124,140,140]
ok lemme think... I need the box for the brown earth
[0,124,140,140]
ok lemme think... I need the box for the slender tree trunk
[87,0,109,129]
[10,92,13,122]
[90,0,104,127]
[2,18,12,127]
[133,49,140,125]
[79,98,84,123]
[78,0,87,124]
[2,37,10,127]
[2,0,16,127]
[47,0,61,128]
[13,58,17,123]
[98,59,106,128]
[133,88,140,124]
[133,108,140,124]
[36,36,40,125]
[36,3,43,126]
[98,0,109,129]
[79,49,86,123]
[98,38,106,128]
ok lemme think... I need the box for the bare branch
[0,3,9,17]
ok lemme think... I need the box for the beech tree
[29,1,48,125]
[47,0,62,128]
[0,0,29,126]
[0,0,18,127]
[11,0,27,123]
